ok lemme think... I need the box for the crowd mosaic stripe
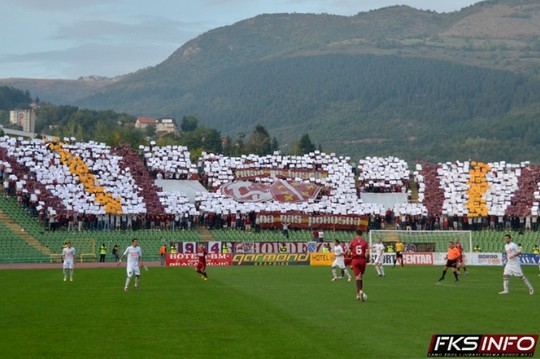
[466,161,491,218]
[48,142,123,214]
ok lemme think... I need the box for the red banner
[270,180,320,203]
[256,211,368,230]
[166,253,232,267]
[220,179,321,203]
[233,168,328,181]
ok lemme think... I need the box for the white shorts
[63,260,74,269]
[127,264,140,278]
[503,262,524,277]
[374,254,383,265]
[332,257,346,269]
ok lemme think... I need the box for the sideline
[0,261,162,270]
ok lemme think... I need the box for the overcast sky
[0,0,482,80]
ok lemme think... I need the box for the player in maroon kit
[196,243,208,280]
[341,241,352,279]
[455,239,468,275]
[349,229,370,302]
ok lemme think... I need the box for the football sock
[521,276,532,290]
[379,266,385,276]
[70,269,74,279]
[343,268,352,278]
[356,279,363,292]
[503,278,509,292]
[453,271,459,281]
[332,268,338,278]
[63,269,67,277]
[125,277,131,288]
[135,275,140,287]
[441,270,447,279]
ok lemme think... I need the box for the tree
[291,133,315,155]
[271,137,279,153]
[298,133,316,154]
[222,135,233,156]
[157,132,180,146]
[246,124,272,155]
[180,115,198,132]
[145,124,156,138]
[232,132,246,156]
[180,126,222,153]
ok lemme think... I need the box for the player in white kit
[62,241,76,282]
[331,239,352,282]
[372,239,385,277]
[499,234,534,295]
[117,238,144,292]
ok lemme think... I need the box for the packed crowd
[1,135,540,233]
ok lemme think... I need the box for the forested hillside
[4,0,540,163]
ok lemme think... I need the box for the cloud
[0,42,175,79]
[53,17,200,46]
[2,0,121,12]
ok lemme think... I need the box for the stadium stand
[3,134,540,263]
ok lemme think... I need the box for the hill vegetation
[3,0,540,163]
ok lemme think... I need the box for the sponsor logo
[517,254,540,266]
[428,334,537,357]
[310,253,335,266]
[478,254,499,259]
[403,253,434,265]
[167,253,232,267]
[231,242,311,254]
[233,253,310,266]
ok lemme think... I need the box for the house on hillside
[135,117,157,129]
[155,118,178,137]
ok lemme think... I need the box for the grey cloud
[2,0,121,11]
[0,42,175,78]
[53,17,200,46]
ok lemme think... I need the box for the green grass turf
[0,265,538,359]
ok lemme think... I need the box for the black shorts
[445,259,457,268]
[396,251,403,258]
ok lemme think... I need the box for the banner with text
[232,253,311,266]
[170,241,222,254]
[470,253,504,266]
[233,168,328,181]
[310,253,335,266]
[166,253,232,267]
[256,212,368,230]
[232,241,327,254]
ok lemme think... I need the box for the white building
[156,118,178,136]
[9,109,35,133]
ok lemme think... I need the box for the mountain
[4,0,540,163]
[0,77,119,105]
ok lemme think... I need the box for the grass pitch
[0,265,538,359]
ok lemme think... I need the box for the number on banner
[183,242,195,253]
[208,241,221,253]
